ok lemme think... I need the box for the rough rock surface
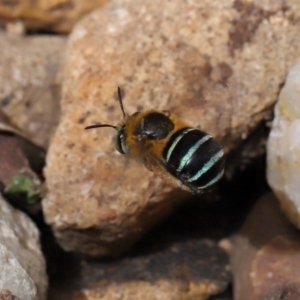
[230,193,300,300]
[0,31,66,149]
[0,0,109,33]
[267,60,300,230]
[71,239,231,300]
[0,290,20,300]
[0,194,48,300]
[252,236,300,299]
[0,118,40,188]
[44,0,300,256]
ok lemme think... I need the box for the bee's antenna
[117,86,126,119]
[85,87,126,131]
[85,124,118,130]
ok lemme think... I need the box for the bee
[85,87,225,194]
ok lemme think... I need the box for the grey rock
[0,194,47,300]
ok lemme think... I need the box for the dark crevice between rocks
[26,28,69,36]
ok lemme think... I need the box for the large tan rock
[44,0,300,256]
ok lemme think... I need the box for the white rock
[0,194,47,300]
[267,59,300,228]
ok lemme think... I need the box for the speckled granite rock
[230,193,300,300]
[267,60,300,230]
[44,0,300,256]
[0,0,109,33]
[0,194,47,300]
[0,31,66,148]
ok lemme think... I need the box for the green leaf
[5,174,40,204]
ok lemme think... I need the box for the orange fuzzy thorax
[121,110,188,162]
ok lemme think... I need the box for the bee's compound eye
[115,129,127,154]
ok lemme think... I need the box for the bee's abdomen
[162,127,224,192]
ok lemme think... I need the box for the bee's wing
[143,154,191,192]
[143,154,165,174]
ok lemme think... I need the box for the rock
[252,236,300,300]
[0,194,48,300]
[0,0,109,33]
[0,121,39,188]
[70,240,230,300]
[44,0,300,256]
[0,290,20,300]
[0,110,45,214]
[0,31,66,149]
[267,60,300,230]
[230,193,300,300]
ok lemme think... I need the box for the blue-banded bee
[85,87,225,194]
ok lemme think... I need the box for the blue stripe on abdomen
[196,169,224,189]
[177,134,212,172]
[187,149,224,182]
[163,128,224,191]
[165,128,194,162]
